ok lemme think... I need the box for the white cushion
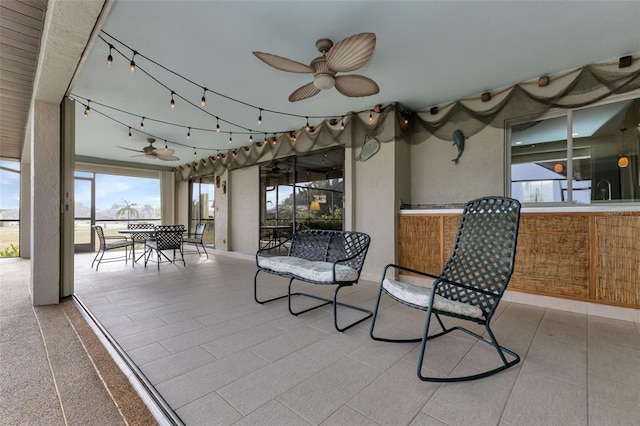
[259,256,358,283]
[382,278,484,319]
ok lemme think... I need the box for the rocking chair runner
[370,196,522,382]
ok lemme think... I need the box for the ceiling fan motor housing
[311,57,336,90]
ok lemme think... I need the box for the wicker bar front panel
[398,215,441,276]
[594,214,640,306]
[398,211,640,309]
[510,215,590,298]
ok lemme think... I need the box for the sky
[1,160,160,211]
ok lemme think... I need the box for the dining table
[260,225,292,250]
[118,228,156,266]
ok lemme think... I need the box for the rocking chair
[370,196,521,382]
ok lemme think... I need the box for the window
[189,177,215,245]
[260,148,344,243]
[0,160,20,257]
[510,97,640,204]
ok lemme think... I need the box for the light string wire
[98,31,360,129]
[69,96,221,154]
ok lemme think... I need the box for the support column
[30,100,61,305]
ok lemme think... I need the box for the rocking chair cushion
[258,256,359,283]
[382,278,484,319]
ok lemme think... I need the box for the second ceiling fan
[253,32,379,102]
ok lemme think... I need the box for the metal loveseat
[254,229,372,332]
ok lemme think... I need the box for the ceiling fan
[253,32,379,102]
[117,138,180,161]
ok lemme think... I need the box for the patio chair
[91,225,133,270]
[370,196,522,382]
[183,223,208,258]
[127,222,153,262]
[144,225,185,270]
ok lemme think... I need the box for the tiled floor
[74,251,640,425]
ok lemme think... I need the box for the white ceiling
[71,0,640,168]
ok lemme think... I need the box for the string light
[186,127,191,139]
[193,147,197,158]
[272,133,277,145]
[216,117,220,132]
[340,116,345,130]
[264,133,268,145]
[305,117,310,131]
[83,101,90,118]
[369,111,373,122]
[201,88,207,107]
[170,92,175,109]
[140,117,145,130]
[228,133,233,144]
[128,127,132,139]
[258,109,262,125]
[107,44,113,66]
[129,51,137,72]
[249,132,253,143]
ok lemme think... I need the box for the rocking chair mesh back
[438,197,520,320]
[370,196,521,382]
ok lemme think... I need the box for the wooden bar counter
[398,207,640,309]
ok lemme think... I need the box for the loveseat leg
[288,280,373,332]
[253,269,288,304]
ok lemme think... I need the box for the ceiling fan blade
[156,154,180,161]
[129,153,151,158]
[118,145,143,153]
[288,81,321,102]
[334,75,380,97]
[253,52,314,73]
[326,32,376,72]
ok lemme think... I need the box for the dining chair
[183,223,208,258]
[144,225,185,270]
[91,225,133,270]
[127,222,153,262]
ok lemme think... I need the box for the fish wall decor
[356,136,380,161]
[452,129,467,164]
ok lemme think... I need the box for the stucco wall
[214,169,229,251]
[229,166,259,254]
[354,140,398,278]
[410,126,505,204]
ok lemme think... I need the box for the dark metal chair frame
[182,223,208,258]
[370,196,522,382]
[144,225,186,270]
[255,229,372,332]
[91,225,133,270]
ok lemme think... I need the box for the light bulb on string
[140,117,145,130]
[229,133,233,144]
[107,45,113,67]
[83,101,90,118]
[249,133,253,143]
[170,92,175,109]
[130,51,137,72]
[186,127,191,139]
[193,147,197,158]
[340,116,345,130]
[164,140,169,153]
[272,133,277,145]
[128,127,132,139]
[216,117,220,132]
[305,117,310,132]
[201,88,207,107]
[369,110,373,122]
[258,109,262,125]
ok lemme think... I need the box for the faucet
[596,179,611,200]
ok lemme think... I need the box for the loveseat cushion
[259,256,358,283]
[382,278,484,319]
